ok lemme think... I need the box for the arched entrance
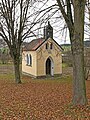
[46,57,54,76]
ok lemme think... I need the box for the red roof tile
[23,38,45,51]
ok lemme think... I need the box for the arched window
[46,43,49,49]
[26,54,29,65]
[29,54,32,66]
[50,43,53,49]
[26,54,32,66]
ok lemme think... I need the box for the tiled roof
[23,38,45,51]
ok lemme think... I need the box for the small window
[26,54,29,65]
[46,43,49,49]
[29,54,32,66]
[50,43,53,49]
[26,54,32,66]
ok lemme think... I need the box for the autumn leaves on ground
[0,65,90,120]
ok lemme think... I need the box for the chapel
[22,22,62,78]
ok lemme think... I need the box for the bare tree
[56,0,88,105]
[0,0,47,83]
[0,0,32,83]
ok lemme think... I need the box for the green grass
[0,72,72,84]
[0,63,13,66]
[62,63,69,68]
[31,75,72,84]
[0,74,14,83]
[61,45,71,51]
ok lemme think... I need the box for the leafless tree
[0,0,53,83]
[0,0,32,83]
[55,0,88,105]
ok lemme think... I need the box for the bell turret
[44,21,53,39]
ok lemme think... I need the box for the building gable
[36,38,63,52]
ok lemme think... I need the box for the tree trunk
[72,47,87,105]
[71,0,87,105]
[9,44,22,84]
[57,0,87,105]
[13,56,21,84]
